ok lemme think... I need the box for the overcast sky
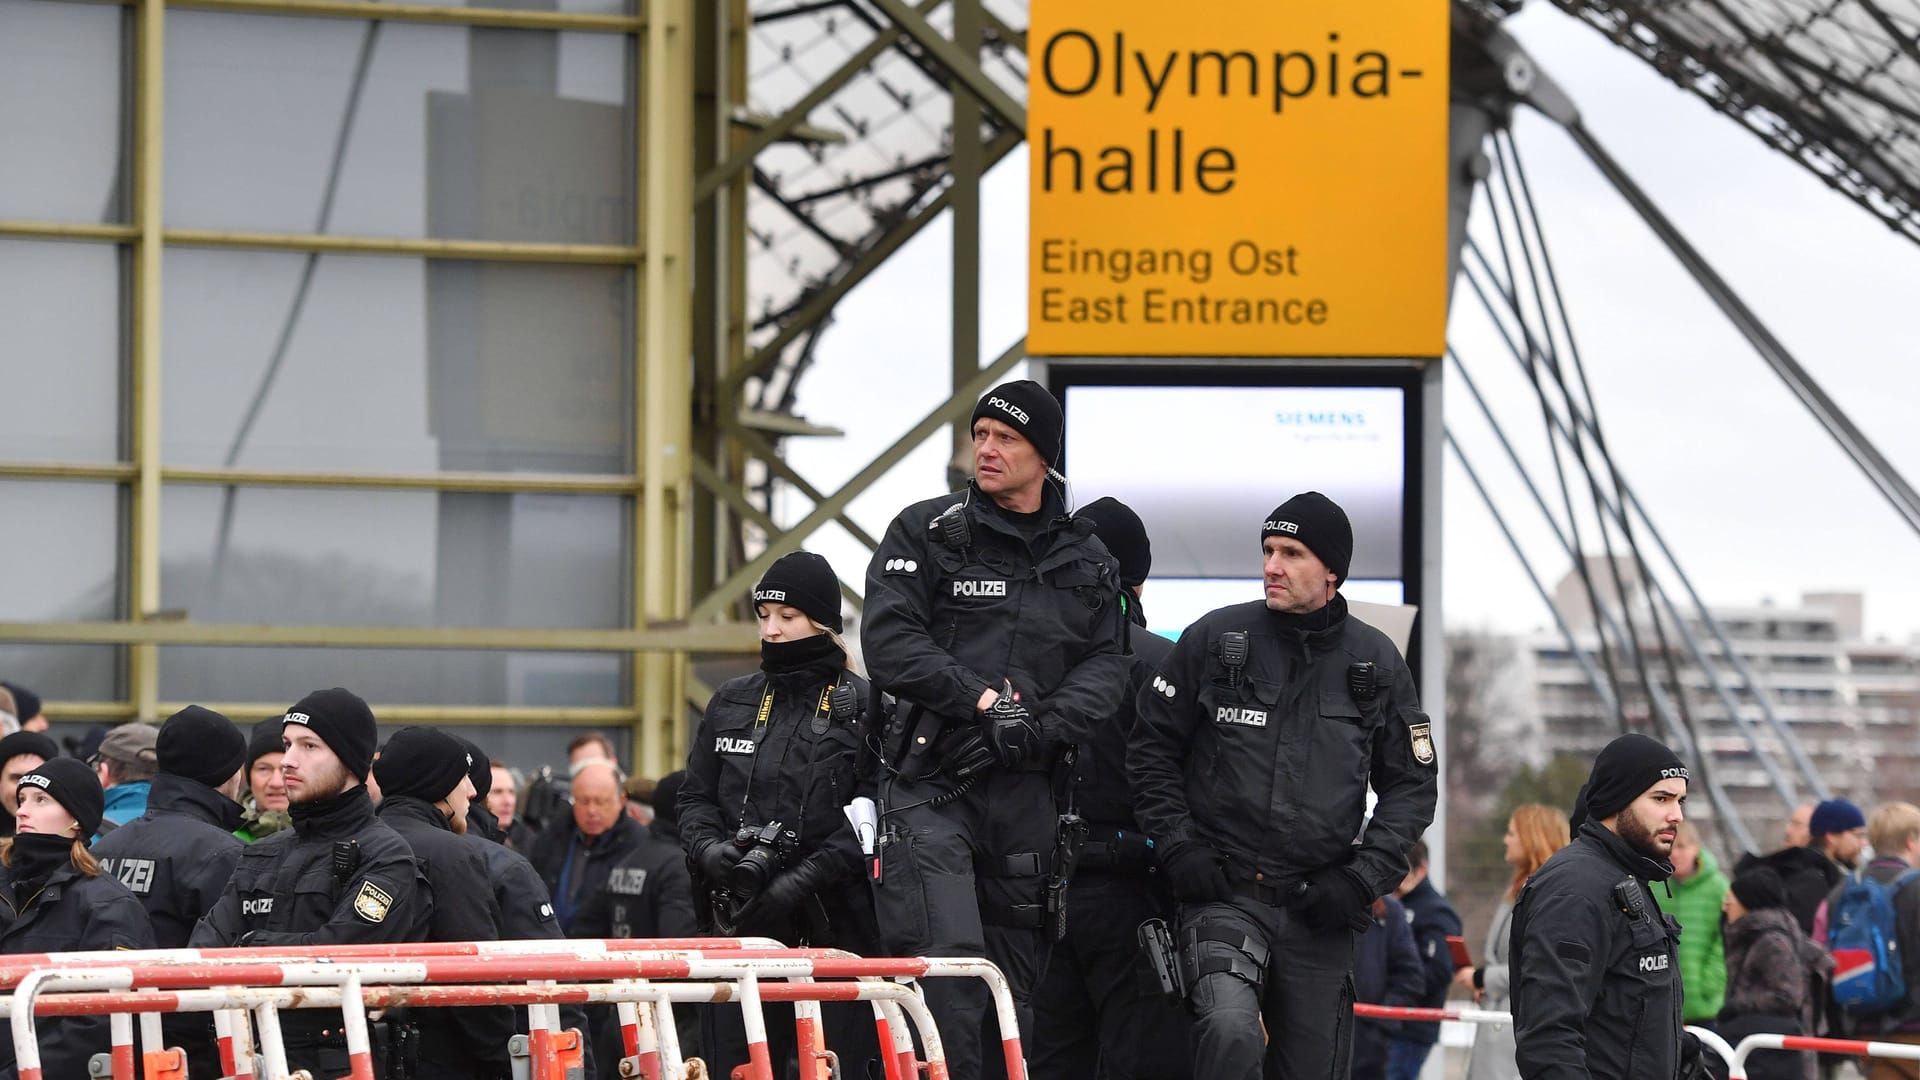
[779,3,1920,645]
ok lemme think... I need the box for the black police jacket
[1511,821,1685,1080]
[190,785,427,1042]
[863,482,1130,774]
[1073,595,1172,836]
[680,666,878,883]
[377,797,515,1075]
[569,821,699,940]
[1397,876,1464,1046]
[0,859,156,1080]
[1128,595,1438,898]
[94,773,246,948]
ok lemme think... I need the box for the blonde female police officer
[678,550,882,1078]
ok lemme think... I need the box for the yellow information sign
[1026,1,1450,358]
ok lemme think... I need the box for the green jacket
[1655,844,1729,1021]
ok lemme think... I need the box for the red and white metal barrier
[1717,1032,1920,1080]
[9,946,969,1080]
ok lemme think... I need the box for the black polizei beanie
[372,726,471,803]
[157,705,247,790]
[1078,496,1152,587]
[971,379,1064,466]
[283,688,378,782]
[1261,491,1354,584]
[455,736,493,804]
[753,550,844,633]
[1579,732,1689,824]
[17,756,105,840]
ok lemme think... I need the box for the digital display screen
[1059,379,1414,637]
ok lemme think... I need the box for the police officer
[1129,492,1438,1078]
[93,705,248,1078]
[864,380,1130,1080]
[1031,495,1192,1080]
[454,738,606,1077]
[679,550,883,1078]
[192,687,427,1078]
[1511,733,1703,1080]
[0,757,155,1080]
[373,726,515,1078]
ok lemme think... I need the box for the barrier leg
[877,1001,919,1080]
[529,1003,561,1080]
[789,978,832,1080]
[226,1008,258,1080]
[338,973,377,1080]
[138,1011,186,1080]
[109,1012,136,1080]
[252,1004,290,1080]
[890,989,950,1080]
[869,1003,900,1080]
[650,997,686,1080]
[621,997,661,1080]
[731,973,774,1080]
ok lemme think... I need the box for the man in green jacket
[1655,819,1729,1022]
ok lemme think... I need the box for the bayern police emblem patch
[1409,723,1436,766]
[353,880,394,923]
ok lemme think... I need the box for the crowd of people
[0,380,1909,1080]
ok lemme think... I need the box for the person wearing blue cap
[1736,796,1867,935]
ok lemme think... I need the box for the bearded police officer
[373,727,515,1079]
[1511,733,1704,1080]
[864,379,1130,1080]
[192,688,427,1078]
[1032,496,1193,1080]
[93,705,248,1078]
[1129,492,1438,1078]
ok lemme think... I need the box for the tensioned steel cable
[1497,127,1800,815]
[1460,224,1629,732]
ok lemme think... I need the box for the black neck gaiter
[760,635,847,691]
[8,832,73,901]
[288,784,373,840]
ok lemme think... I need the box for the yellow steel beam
[163,227,640,265]
[688,453,863,610]
[171,0,641,31]
[0,463,138,482]
[128,0,166,724]
[0,463,643,494]
[633,0,696,779]
[54,0,641,32]
[45,701,642,725]
[0,220,139,243]
[0,620,759,653]
[163,465,643,494]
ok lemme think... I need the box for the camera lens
[729,845,774,898]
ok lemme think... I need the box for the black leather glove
[980,680,1044,768]
[1295,866,1376,932]
[758,853,844,918]
[1678,1030,1714,1080]
[1160,842,1232,903]
[695,839,744,884]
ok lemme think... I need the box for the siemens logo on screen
[1274,411,1368,427]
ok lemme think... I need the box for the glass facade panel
[159,485,629,629]
[0,649,123,709]
[158,646,625,707]
[0,239,125,463]
[162,249,633,473]
[165,15,633,244]
[0,482,122,621]
[0,0,126,223]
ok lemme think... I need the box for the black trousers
[1031,871,1193,1080]
[1180,896,1359,1080]
[873,769,1054,1080]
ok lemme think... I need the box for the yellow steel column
[128,0,166,720]
[635,0,695,778]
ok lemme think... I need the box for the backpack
[1828,866,1920,1016]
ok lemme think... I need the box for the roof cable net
[1546,0,1920,242]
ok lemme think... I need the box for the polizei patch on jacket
[715,736,756,755]
[608,868,649,896]
[1409,722,1436,765]
[100,857,156,894]
[242,897,274,917]
[952,579,1007,598]
[1215,706,1268,727]
[1637,952,1670,974]
[353,880,394,923]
